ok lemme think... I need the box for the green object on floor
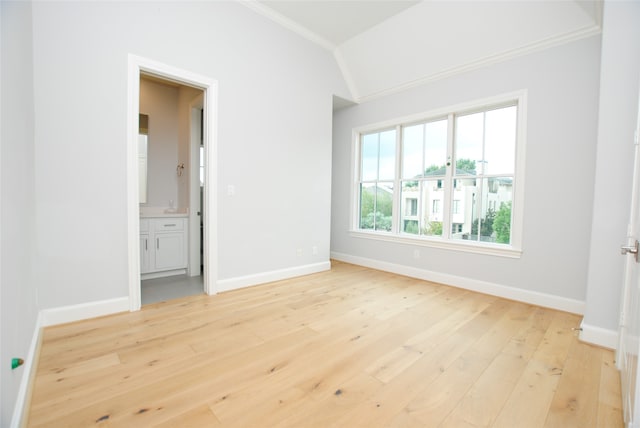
[11,358,24,370]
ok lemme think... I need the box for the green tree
[456,158,476,174]
[424,164,442,174]
[494,202,512,244]
[472,208,495,238]
[423,221,442,236]
[360,186,393,231]
[404,220,419,234]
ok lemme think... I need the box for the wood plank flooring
[27,261,623,427]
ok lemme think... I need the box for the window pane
[450,177,513,243]
[378,130,396,180]
[451,177,478,241]
[356,97,521,249]
[401,181,420,234]
[374,182,394,231]
[424,119,448,174]
[361,133,378,181]
[360,183,394,232]
[480,177,513,244]
[402,124,423,179]
[359,183,376,230]
[421,179,444,236]
[455,112,483,175]
[484,106,516,175]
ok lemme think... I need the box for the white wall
[28,0,348,310]
[337,1,599,101]
[139,79,202,211]
[139,78,180,209]
[332,35,601,304]
[583,1,640,334]
[1,2,39,425]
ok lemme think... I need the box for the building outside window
[353,92,525,257]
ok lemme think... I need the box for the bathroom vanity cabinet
[140,216,188,279]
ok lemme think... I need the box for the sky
[361,104,517,181]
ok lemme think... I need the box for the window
[358,129,396,232]
[352,92,525,257]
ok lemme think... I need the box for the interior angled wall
[1,2,39,425]
[583,0,640,339]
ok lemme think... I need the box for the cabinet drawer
[139,219,149,232]
[154,219,184,232]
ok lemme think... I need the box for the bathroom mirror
[138,114,148,204]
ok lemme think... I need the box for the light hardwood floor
[27,261,623,427]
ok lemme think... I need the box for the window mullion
[392,125,402,234]
[419,124,426,235]
[442,113,455,239]
[354,133,362,231]
[475,112,487,242]
[375,134,381,230]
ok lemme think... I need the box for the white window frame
[349,90,527,258]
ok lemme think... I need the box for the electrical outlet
[413,249,420,259]
[312,246,318,256]
[296,248,303,256]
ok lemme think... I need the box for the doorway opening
[127,55,218,311]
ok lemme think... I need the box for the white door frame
[618,80,640,427]
[127,54,218,311]
[188,99,203,276]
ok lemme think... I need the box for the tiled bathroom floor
[141,274,204,305]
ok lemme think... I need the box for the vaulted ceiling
[243,1,603,105]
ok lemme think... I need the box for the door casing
[127,54,218,310]
[618,82,640,428]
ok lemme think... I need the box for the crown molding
[240,1,336,52]
[333,48,360,102]
[354,24,602,104]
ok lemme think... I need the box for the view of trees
[423,221,442,236]
[468,203,511,243]
[493,201,512,244]
[472,208,495,238]
[455,158,476,174]
[360,186,393,231]
[403,220,442,236]
[362,158,512,243]
[424,159,476,175]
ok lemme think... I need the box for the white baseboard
[10,312,44,428]
[579,322,618,350]
[216,261,331,293]
[11,296,130,427]
[141,268,187,281]
[331,252,585,315]
[40,297,130,327]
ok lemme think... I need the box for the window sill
[349,230,522,259]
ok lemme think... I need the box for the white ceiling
[244,1,603,104]
[259,1,420,47]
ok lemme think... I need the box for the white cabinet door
[154,232,185,271]
[140,234,150,274]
